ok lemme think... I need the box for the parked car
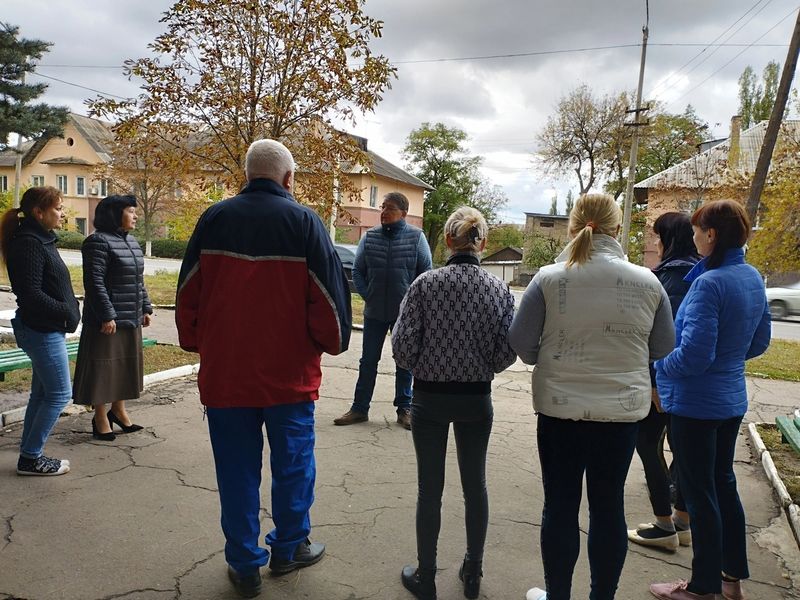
[766,281,800,320]
[334,243,358,293]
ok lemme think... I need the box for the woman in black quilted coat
[73,195,153,440]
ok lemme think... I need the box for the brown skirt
[72,325,144,406]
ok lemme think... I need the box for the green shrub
[150,238,188,259]
[55,230,86,250]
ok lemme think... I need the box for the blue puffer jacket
[655,248,771,419]
[352,220,432,322]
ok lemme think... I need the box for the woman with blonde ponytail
[392,206,516,600]
[1,187,80,476]
[509,193,676,600]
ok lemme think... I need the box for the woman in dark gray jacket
[392,206,516,600]
[73,195,153,440]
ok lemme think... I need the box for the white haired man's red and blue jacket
[176,178,352,407]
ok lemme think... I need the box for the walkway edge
[747,421,800,548]
[0,362,201,427]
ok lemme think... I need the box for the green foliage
[565,190,575,215]
[625,203,647,265]
[403,122,506,256]
[739,62,780,129]
[54,230,85,250]
[485,224,524,256]
[150,238,188,259]
[0,189,13,213]
[549,196,558,215]
[636,106,709,182]
[523,233,566,270]
[0,23,68,149]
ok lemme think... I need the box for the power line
[648,0,774,99]
[30,71,132,100]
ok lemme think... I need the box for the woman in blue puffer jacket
[650,200,771,600]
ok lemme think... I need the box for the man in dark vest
[334,192,432,429]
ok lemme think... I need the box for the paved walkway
[1,332,800,599]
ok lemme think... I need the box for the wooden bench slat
[776,416,800,456]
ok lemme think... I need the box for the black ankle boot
[458,555,482,599]
[401,565,436,600]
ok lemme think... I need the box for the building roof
[524,212,569,220]
[483,246,523,263]
[68,113,114,163]
[634,120,800,193]
[40,156,95,166]
[367,151,434,191]
[0,140,36,167]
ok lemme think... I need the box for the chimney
[728,115,742,170]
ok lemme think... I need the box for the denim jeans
[411,391,493,570]
[537,414,639,600]
[670,414,749,595]
[352,317,412,414]
[206,402,316,574]
[635,403,685,516]
[12,318,72,460]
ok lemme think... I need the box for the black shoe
[107,410,144,433]
[227,565,262,598]
[269,538,325,575]
[401,565,436,600]
[459,555,482,599]
[91,417,116,441]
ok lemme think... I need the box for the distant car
[334,243,358,293]
[766,281,800,320]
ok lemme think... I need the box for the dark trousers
[411,391,493,570]
[206,402,316,574]
[352,318,412,414]
[635,403,685,516]
[670,414,749,595]
[537,415,639,600]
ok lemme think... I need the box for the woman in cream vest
[509,193,676,600]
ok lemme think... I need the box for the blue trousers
[670,414,749,595]
[537,415,639,600]
[352,318,412,414]
[12,318,72,460]
[206,402,316,574]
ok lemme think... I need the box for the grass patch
[746,339,800,382]
[351,293,364,325]
[0,342,197,393]
[756,423,800,503]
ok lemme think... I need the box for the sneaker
[721,579,744,600]
[650,580,723,599]
[628,523,679,551]
[227,565,261,598]
[675,522,692,547]
[333,410,368,426]
[526,587,548,600]
[17,455,70,476]
[397,408,411,430]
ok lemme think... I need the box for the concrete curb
[748,421,800,548]
[0,361,200,428]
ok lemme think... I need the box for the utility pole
[621,7,649,257]
[745,9,800,225]
[13,73,25,209]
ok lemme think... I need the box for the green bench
[0,337,157,381]
[775,415,800,456]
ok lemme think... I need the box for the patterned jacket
[175,178,352,409]
[391,254,516,387]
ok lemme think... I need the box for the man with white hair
[177,139,352,598]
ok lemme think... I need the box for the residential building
[481,246,523,284]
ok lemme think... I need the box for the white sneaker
[526,587,547,600]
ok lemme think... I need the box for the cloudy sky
[4,0,799,221]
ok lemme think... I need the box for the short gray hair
[245,139,295,183]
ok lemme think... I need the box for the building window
[56,175,68,194]
[100,179,108,196]
[539,220,554,228]
[369,185,378,207]
[31,175,45,187]
[76,176,86,196]
[76,218,86,235]
[0,176,7,192]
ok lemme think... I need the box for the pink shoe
[650,580,723,599]
[721,579,744,600]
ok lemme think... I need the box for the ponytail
[565,224,594,268]
[0,208,24,264]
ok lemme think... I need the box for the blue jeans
[12,318,72,460]
[352,318,412,414]
[670,414,749,595]
[537,414,639,600]
[206,402,316,574]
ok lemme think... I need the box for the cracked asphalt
[1,330,800,599]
